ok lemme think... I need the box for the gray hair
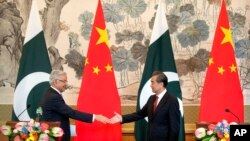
[49,70,67,85]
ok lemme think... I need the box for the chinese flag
[199,0,244,123]
[75,0,121,140]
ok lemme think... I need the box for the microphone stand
[225,109,240,123]
[17,104,31,119]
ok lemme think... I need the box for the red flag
[199,0,244,123]
[75,0,121,140]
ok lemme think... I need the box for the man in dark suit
[41,70,109,141]
[111,71,180,141]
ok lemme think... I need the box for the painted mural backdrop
[0,0,249,105]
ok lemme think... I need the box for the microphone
[36,106,43,121]
[225,108,240,123]
[17,104,31,118]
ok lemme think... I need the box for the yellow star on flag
[221,26,233,46]
[229,64,237,72]
[218,66,225,75]
[96,27,109,46]
[93,66,100,75]
[105,64,112,72]
[85,58,89,66]
[209,58,214,65]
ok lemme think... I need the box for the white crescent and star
[13,72,49,121]
[139,71,184,121]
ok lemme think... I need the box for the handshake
[95,112,122,124]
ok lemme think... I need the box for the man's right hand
[95,114,110,124]
[110,112,122,124]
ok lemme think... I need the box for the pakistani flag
[135,1,185,141]
[12,0,51,121]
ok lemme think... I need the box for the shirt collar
[51,86,62,95]
[156,89,167,101]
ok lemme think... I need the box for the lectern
[6,121,60,128]
[196,122,212,128]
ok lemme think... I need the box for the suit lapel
[146,95,155,121]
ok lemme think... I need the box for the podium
[6,121,60,128]
[196,122,250,129]
[0,121,61,141]
[196,122,212,128]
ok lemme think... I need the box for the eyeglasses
[57,79,68,83]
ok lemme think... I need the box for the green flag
[135,1,185,141]
[12,0,51,121]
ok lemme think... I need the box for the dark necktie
[153,96,159,112]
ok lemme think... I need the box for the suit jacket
[41,87,93,141]
[122,92,180,141]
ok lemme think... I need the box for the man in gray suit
[41,70,109,141]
